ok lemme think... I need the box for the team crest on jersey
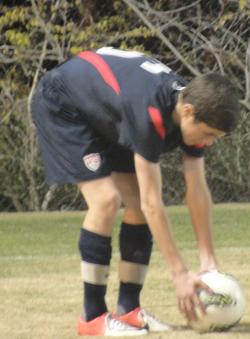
[172,81,186,91]
[83,153,101,172]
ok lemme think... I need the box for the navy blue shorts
[31,77,135,185]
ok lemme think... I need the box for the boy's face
[177,102,225,146]
[181,118,225,146]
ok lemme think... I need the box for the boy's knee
[97,189,122,215]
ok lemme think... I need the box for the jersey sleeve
[118,64,188,162]
[118,88,168,163]
[119,104,165,162]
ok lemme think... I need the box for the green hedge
[0,0,249,211]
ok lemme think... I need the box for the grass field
[0,204,250,339]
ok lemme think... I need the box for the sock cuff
[121,222,149,229]
[80,227,111,241]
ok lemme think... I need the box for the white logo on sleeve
[172,81,186,91]
[83,153,101,172]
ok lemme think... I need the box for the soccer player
[31,47,240,336]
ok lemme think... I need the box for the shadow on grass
[173,322,250,333]
[230,322,250,333]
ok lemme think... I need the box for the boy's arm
[134,153,211,321]
[182,154,218,271]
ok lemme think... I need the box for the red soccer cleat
[117,307,174,332]
[77,312,148,336]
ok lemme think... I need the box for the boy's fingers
[197,280,213,294]
[184,298,197,321]
[193,293,205,315]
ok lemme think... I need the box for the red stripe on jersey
[148,106,166,139]
[78,51,120,95]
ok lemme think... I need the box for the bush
[0,0,249,210]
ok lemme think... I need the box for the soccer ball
[189,270,246,333]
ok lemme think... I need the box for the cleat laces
[108,315,135,331]
[140,309,173,331]
[141,309,163,323]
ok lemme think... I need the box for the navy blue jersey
[41,47,204,162]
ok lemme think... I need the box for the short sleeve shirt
[50,47,204,162]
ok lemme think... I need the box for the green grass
[0,204,250,338]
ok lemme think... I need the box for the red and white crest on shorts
[83,153,101,172]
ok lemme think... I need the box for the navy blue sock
[118,282,142,313]
[118,223,152,314]
[79,228,112,321]
[83,282,107,321]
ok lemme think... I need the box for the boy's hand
[200,259,218,273]
[173,271,213,321]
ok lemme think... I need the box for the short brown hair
[182,73,240,132]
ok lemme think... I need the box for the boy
[32,47,240,336]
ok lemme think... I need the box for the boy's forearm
[186,183,217,270]
[134,154,187,277]
[142,203,187,278]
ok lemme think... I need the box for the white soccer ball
[189,270,246,333]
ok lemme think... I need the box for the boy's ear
[182,104,195,119]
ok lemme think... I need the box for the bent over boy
[32,47,240,336]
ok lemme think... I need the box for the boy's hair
[182,73,240,132]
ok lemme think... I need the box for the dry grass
[0,204,250,338]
